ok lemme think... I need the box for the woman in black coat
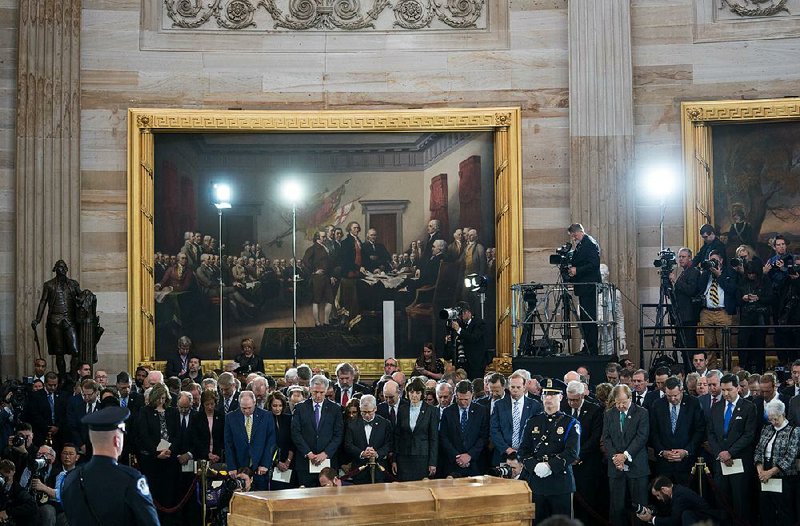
[190,390,225,463]
[267,392,295,489]
[392,378,439,481]
[137,383,180,525]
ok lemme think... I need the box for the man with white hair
[378,380,407,426]
[249,376,268,409]
[343,395,393,483]
[143,370,163,390]
[421,219,444,261]
[291,375,344,487]
[563,380,603,525]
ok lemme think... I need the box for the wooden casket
[228,475,534,525]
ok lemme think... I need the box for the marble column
[568,0,638,358]
[15,0,82,376]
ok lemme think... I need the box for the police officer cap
[81,406,130,432]
[541,378,566,395]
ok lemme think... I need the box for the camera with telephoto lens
[549,243,574,267]
[11,434,27,448]
[439,306,463,321]
[631,503,652,515]
[31,457,47,473]
[653,249,677,273]
[700,258,719,271]
[490,464,514,479]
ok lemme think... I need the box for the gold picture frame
[681,97,800,254]
[127,108,523,377]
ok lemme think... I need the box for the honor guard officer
[61,406,160,526]
[517,378,580,525]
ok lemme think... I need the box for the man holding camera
[671,248,701,373]
[764,234,800,366]
[446,302,488,381]
[698,250,737,353]
[636,476,718,525]
[0,458,37,526]
[567,223,601,355]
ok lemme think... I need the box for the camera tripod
[549,270,586,354]
[517,289,562,357]
[651,267,683,359]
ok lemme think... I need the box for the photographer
[0,458,37,526]
[566,223,601,355]
[636,476,719,525]
[671,248,701,373]
[2,423,34,484]
[691,224,726,268]
[208,467,252,526]
[445,302,488,381]
[27,445,59,526]
[763,234,800,366]
[698,250,736,352]
[737,261,774,373]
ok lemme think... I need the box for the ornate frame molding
[681,97,800,253]
[128,107,523,376]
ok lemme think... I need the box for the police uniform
[517,378,580,525]
[61,407,160,526]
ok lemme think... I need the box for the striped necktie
[709,278,720,307]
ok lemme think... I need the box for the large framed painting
[681,98,800,258]
[128,108,523,376]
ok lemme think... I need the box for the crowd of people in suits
[3,345,799,526]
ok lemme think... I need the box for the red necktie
[354,239,362,266]
[341,388,349,407]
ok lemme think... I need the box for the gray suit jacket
[601,403,650,478]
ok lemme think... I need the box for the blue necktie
[723,402,733,435]
[121,397,127,408]
[314,403,321,429]
[460,408,468,434]
[48,393,55,424]
[670,404,678,434]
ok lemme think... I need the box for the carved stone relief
[720,0,790,17]
[163,0,486,30]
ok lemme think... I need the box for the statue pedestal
[228,476,534,525]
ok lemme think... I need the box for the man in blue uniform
[517,378,580,525]
[61,406,160,526]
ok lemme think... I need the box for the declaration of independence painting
[711,121,800,263]
[152,132,497,362]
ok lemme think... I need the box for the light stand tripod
[550,268,586,354]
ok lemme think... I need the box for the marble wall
[4,0,800,375]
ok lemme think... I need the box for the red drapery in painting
[459,155,482,233]
[157,160,197,254]
[429,174,449,235]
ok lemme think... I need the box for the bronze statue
[32,260,82,378]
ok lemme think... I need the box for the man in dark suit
[631,369,650,407]
[489,372,542,466]
[66,378,100,456]
[447,302,488,381]
[224,390,276,491]
[218,372,240,414]
[672,248,701,370]
[751,372,790,433]
[788,393,800,426]
[697,370,723,420]
[566,223,601,355]
[649,377,705,485]
[637,476,720,526]
[115,372,143,465]
[439,380,488,477]
[164,335,196,379]
[420,219,445,262]
[174,391,200,523]
[333,362,370,407]
[601,384,650,526]
[377,380,408,426]
[707,373,757,522]
[339,221,364,278]
[780,359,800,400]
[417,239,446,288]
[291,375,344,487]
[643,367,670,411]
[563,379,603,524]
[362,228,391,273]
[691,224,726,268]
[343,395,393,483]
[24,372,67,448]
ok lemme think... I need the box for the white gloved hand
[534,462,552,478]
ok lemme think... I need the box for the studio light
[213,182,232,209]
[211,181,232,370]
[643,165,678,251]
[279,179,304,367]
[464,273,488,293]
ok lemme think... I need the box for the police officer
[517,378,580,525]
[61,406,160,526]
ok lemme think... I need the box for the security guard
[517,378,580,525]
[61,406,160,525]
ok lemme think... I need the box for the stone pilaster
[568,0,638,357]
[15,0,81,375]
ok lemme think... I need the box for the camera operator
[691,224,726,268]
[566,223,601,355]
[698,250,736,354]
[763,234,800,366]
[209,467,252,526]
[0,458,38,526]
[491,451,524,480]
[636,476,720,525]
[445,302,488,380]
[737,261,774,374]
[26,445,59,526]
[2,423,34,485]
[671,248,701,373]
[0,384,18,446]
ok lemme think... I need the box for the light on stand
[212,183,232,371]
[280,179,304,367]
[643,166,677,251]
[464,273,489,319]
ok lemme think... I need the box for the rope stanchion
[152,476,199,514]
[699,468,751,526]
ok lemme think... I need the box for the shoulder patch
[137,477,151,497]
